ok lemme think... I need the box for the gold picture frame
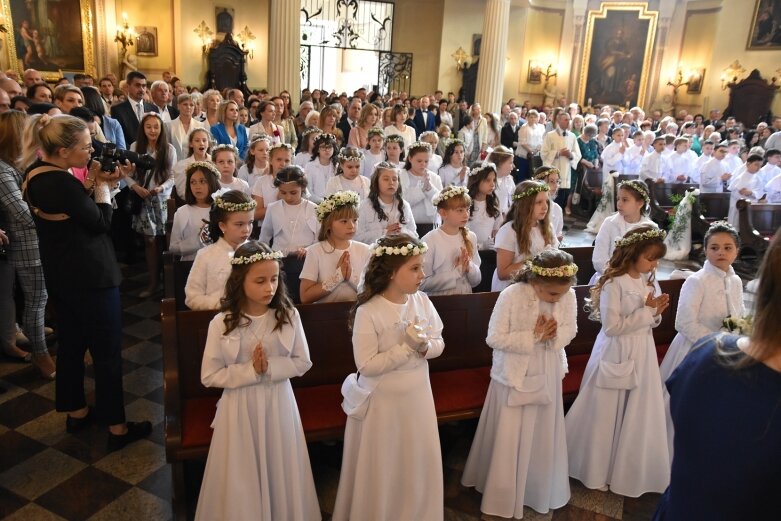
[747,0,781,50]
[1,0,96,81]
[578,2,657,108]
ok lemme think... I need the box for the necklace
[282,201,304,240]
[247,312,270,348]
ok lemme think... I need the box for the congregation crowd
[0,66,779,520]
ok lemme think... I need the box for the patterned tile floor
[0,216,697,520]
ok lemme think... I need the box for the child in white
[325,148,371,200]
[700,144,731,192]
[462,250,578,518]
[420,186,481,295]
[566,225,671,497]
[332,235,444,521]
[727,154,765,227]
[213,145,250,195]
[185,189,255,309]
[591,180,655,284]
[693,140,715,184]
[362,128,385,178]
[259,166,319,257]
[533,166,565,242]
[438,139,470,187]
[488,147,517,216]
[252,143,293,223]
[173,128,211,197]
[623,131,646,175]
[294,127,321,168]
[356,163,417,244]
[195,242,320,521]
[299,191,371,303]
[667,137,697,183]
[639,137,671,184]
[467,163,502,248]
[420,131,443,172]
[765,172,781,202]
[492,181,559,292]
[400,141,443,225]
[756,149,781,189]
[659,222,744,462]
[304,133,337,203]
[600,127,627,175]
[169,162,219,261]
[238,136,270,190]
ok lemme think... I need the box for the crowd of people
[0,66,779,519]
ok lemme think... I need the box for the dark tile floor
[0,216,701,520]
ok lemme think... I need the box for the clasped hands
[533,315,557,343]
[404,318,433,354]
[252,343,269,375]
[452,246,471,274]
[645,292,670,316]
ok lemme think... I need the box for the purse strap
[21,166,72,221]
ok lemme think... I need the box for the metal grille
[377,51,412,95]
[300,45,311,89]
[300,0,394,51]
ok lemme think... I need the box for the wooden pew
[736,199,781,262]
[562,246,596,286]
[575,167,602,218]
[697,192,731,222]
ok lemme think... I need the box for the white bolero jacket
[486,282,577,389]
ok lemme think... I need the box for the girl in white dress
[238,135,270,194]
[492,181,559,291]
[252,142,293,223]
[325,148,371,200]
[195,241,320,521]
[590,179,655,284]
[300,191,371,304]
[467,163,502,249]
[400,141,443,228]
[185,189,256,309]
[294,127,322,168]
[420,186,481,295]
[362,128,385,178]
[259,166,319,258]
[213,144,251,195]
[304,133,337,203]
[533,166,565,242]
[332,234,444,521]
[420,131,443,172]
[169,162,220,261]
[462,249,578,518]
[659,222,744,461]
[173,127,211,198]
[356,162,417,244]
[383,134,405,168]
[438,138,470,187]
[600,126,626,175]
[566,225,672,497]
[487,146,517,217]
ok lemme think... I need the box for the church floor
[0,216,690,520]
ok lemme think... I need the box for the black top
[24,160,121,294]
[654,334,781,520]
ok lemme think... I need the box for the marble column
[268,0,301,109]
[475,0,511,114]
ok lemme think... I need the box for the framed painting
[215,7,235,38]
[1,0,94,80]
[578,3,657,108]
[747,0,781,50]
[135,26,158,57]
[527,61,542,84]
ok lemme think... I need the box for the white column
[268,0,301,109]
[475,0,511,114]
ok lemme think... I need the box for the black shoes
[107,421,152,452]
[65,408,94,433]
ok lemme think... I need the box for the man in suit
[150,80,179,123]
[500,111,520,151]
[111,71,157,146]
[413,95,436,138]
[541,112,581,209]
[338,97,362,142]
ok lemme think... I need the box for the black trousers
[52,287,126,425]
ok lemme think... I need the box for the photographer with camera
[22,113,152,451]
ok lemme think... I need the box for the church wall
[391,0,445,96]
[436,0,485,97]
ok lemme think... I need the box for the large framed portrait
[578,2,657,108]
[747,0,781,50]
[1,0,95,79]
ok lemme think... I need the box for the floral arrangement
[373,242,428,257]
[186,161,220,178]
[367,128,385,139]
[666,189,699,246]
[316,190,360,222]
[529,262,578,278]
[618,179,651,205]
[409,141,432,153]
[230,250,285,265]
[512,183,549,200]
[468,162,495,176]
[301,127,323,139]
[269,142,293,153]
[212,188,258,212]
[445,138,466,149]
[533,167,560,181]
[432,185,469,206]
[337,148,363,162]
[721,315,753,335]
[212,144,239,156]
[615,228,666,247]
[385,134,406,146]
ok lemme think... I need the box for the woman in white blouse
[384,104,417,151]
[166,93,206,161]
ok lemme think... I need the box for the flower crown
[533,167,560,181]
[445,138,465,150]
[614,228,666,247]
[385,134,406,145]
[249,134,272,145]
[469,162,495,177]
[301,127,323,139]
[372,241,428,257]
[409,141,432,152]
[367,128,385,139]
[337,148,363,162]
[316,133,336,143]
[512,183,550,200]
[212,188,258,212]
[432,185,470,206]
[230,250,285,265]
[528,261,578,278]
[269,142,294,152]
[186,160,220,178]
[316,190,360,222]
[212,143,238,156]
[618,180,650,205]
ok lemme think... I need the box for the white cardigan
[184,237,236,310]
[486,282,577,389]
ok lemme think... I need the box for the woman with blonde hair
[348,103,380,149]
[200,89,222,128]
[211,100,249,160]
[317,105,344,148]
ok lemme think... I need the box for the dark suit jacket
[111,99,159,146]
[337,114,355,145]
[413,109,436,138]
[500,123,519,150]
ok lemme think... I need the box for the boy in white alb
[667,137,697,183]
[700,144,731,193]
[693,140,715,184]
[757,148,781,190]
[639,137,671,184]
[727,154,765,227]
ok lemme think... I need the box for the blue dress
[654,334,781,520]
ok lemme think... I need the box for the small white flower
[692,189,700,196]
[400,246,409,254]
[413,247,421,255]
[375,247,384,256]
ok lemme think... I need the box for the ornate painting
[747,0,781,50]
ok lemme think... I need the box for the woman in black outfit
[22,114,150,451]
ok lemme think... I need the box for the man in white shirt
[542,112,581,207]
[699,144,731,193]
[639,136,672,184]
[150,80,177,123]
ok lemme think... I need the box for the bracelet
[321,268,344,293]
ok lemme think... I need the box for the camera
[93,142,156,172]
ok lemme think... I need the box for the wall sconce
[541,63,558,89]
[114,12,136,57]
[667,69,689,112]
[451,47,471,72]
[235,25,256,60]
[193,20,214,55]
[720,60,746,90]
